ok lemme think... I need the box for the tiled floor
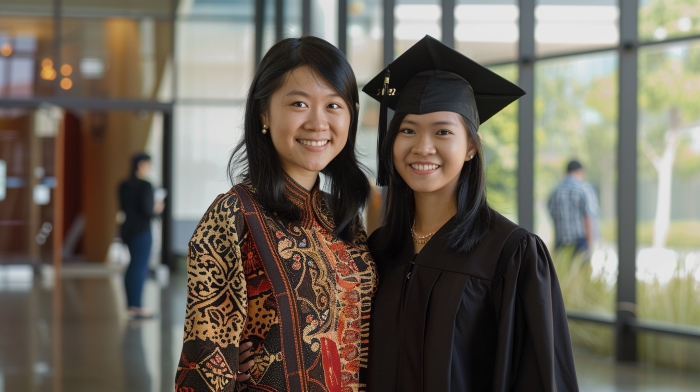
[1,264,699,392]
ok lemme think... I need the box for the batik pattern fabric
[176,177,377,392]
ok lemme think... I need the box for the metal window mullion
[53,0,62,96]
[338,0,348,54]
[441,0,455,48]
[255,0,265,65]
[302,0,311,36]
[616,0,639,363]
[517,0,535,231]
[383,0,395,66]
[275,0,283,42]
[162,111,174,270]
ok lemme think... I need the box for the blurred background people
[118,153,165,319]
[547,160,600,255]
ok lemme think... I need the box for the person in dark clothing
[118,153,164,319]
[361,36,578,391]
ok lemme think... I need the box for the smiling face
[392,111,477,197]
[261,65,351,188]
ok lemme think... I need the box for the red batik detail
[241,237,264,276]
[321,337,342,392]
[175,353,198,387]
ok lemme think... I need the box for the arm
[175,193,248,392]
[139,182,156,218]
[516,235,578,391]
[493,234,579,392]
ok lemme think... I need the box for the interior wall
[80,19,154,262]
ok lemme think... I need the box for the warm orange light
[0,43,12,57]
[60,78,73,90]
[41,58,53,68]
[60,64,73,76]
[40,67,57,81]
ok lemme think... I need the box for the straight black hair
[229,36,370,242]
[130,153,151,179]
[373,112,491,258]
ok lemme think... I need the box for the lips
[410,163,440,171]
[298,139,329,147]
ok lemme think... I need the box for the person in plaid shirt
[547,160,600,255]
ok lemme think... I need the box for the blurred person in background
[175,36,376,391]
[547,160,600,256]
[118,153,164,319]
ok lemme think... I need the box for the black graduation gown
[367,211,578,392]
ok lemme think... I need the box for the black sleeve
[139,181,155,218]
[492,233,579,391]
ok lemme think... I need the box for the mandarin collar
[283,174,334,231]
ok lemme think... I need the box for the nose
[411,133,436,156]
[304,105,330,132]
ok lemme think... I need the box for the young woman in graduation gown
[175,37,377,392]
[361,36,579,391]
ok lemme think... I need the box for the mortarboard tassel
[376,69,390,186]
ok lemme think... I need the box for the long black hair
[373,112,491,258]
[229,36,370,242]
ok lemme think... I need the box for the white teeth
[411,164,439,171]
[299,139,329,147]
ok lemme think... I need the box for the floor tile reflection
[1,265,699,391]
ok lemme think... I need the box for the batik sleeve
[175,192,248,392]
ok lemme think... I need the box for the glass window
[455,0,519,64]
[395,0,441,58]
[176,20,254,100]
[60,18,174,101]
[482,65,518,222]
[173,105,244,221]
[535,0,618,58]
[0,0,52,14]
[284,0,303,38]
[0,16,54,98]
[640,0,700,42]
[63,0,172,17]
[534,52,619,317]
[262,0,276,56]
[179,0,251,19]
[348,0,383,85]
[311,0,338,46]
[637,41,700,335]
[348,0,383,184]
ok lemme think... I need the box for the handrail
[566,311,700,340]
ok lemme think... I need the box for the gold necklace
[411,222,435,244]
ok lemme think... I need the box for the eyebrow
[401,119,459,126]
[285,89,343,99]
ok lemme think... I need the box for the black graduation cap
[362,35,526,186]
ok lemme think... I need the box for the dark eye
[292,102,308,108]
[436,129,453,136]
[400,128,415,134]
[328,103,342,109]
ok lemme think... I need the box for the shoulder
[367,226,383,254]
[198,188,245,227]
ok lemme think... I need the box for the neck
[285,170,318,191]
[413,188,457,235]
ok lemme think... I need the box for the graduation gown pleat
[367,211,578,392]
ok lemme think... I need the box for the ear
[465,137,479,162]
[260,110,269,127]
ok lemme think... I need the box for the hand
[154,201,165,215]
[237,340,255,383]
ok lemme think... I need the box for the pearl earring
[470,154,474,160]
[262,125,268,135]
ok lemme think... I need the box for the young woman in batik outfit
[175,36,377,392]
